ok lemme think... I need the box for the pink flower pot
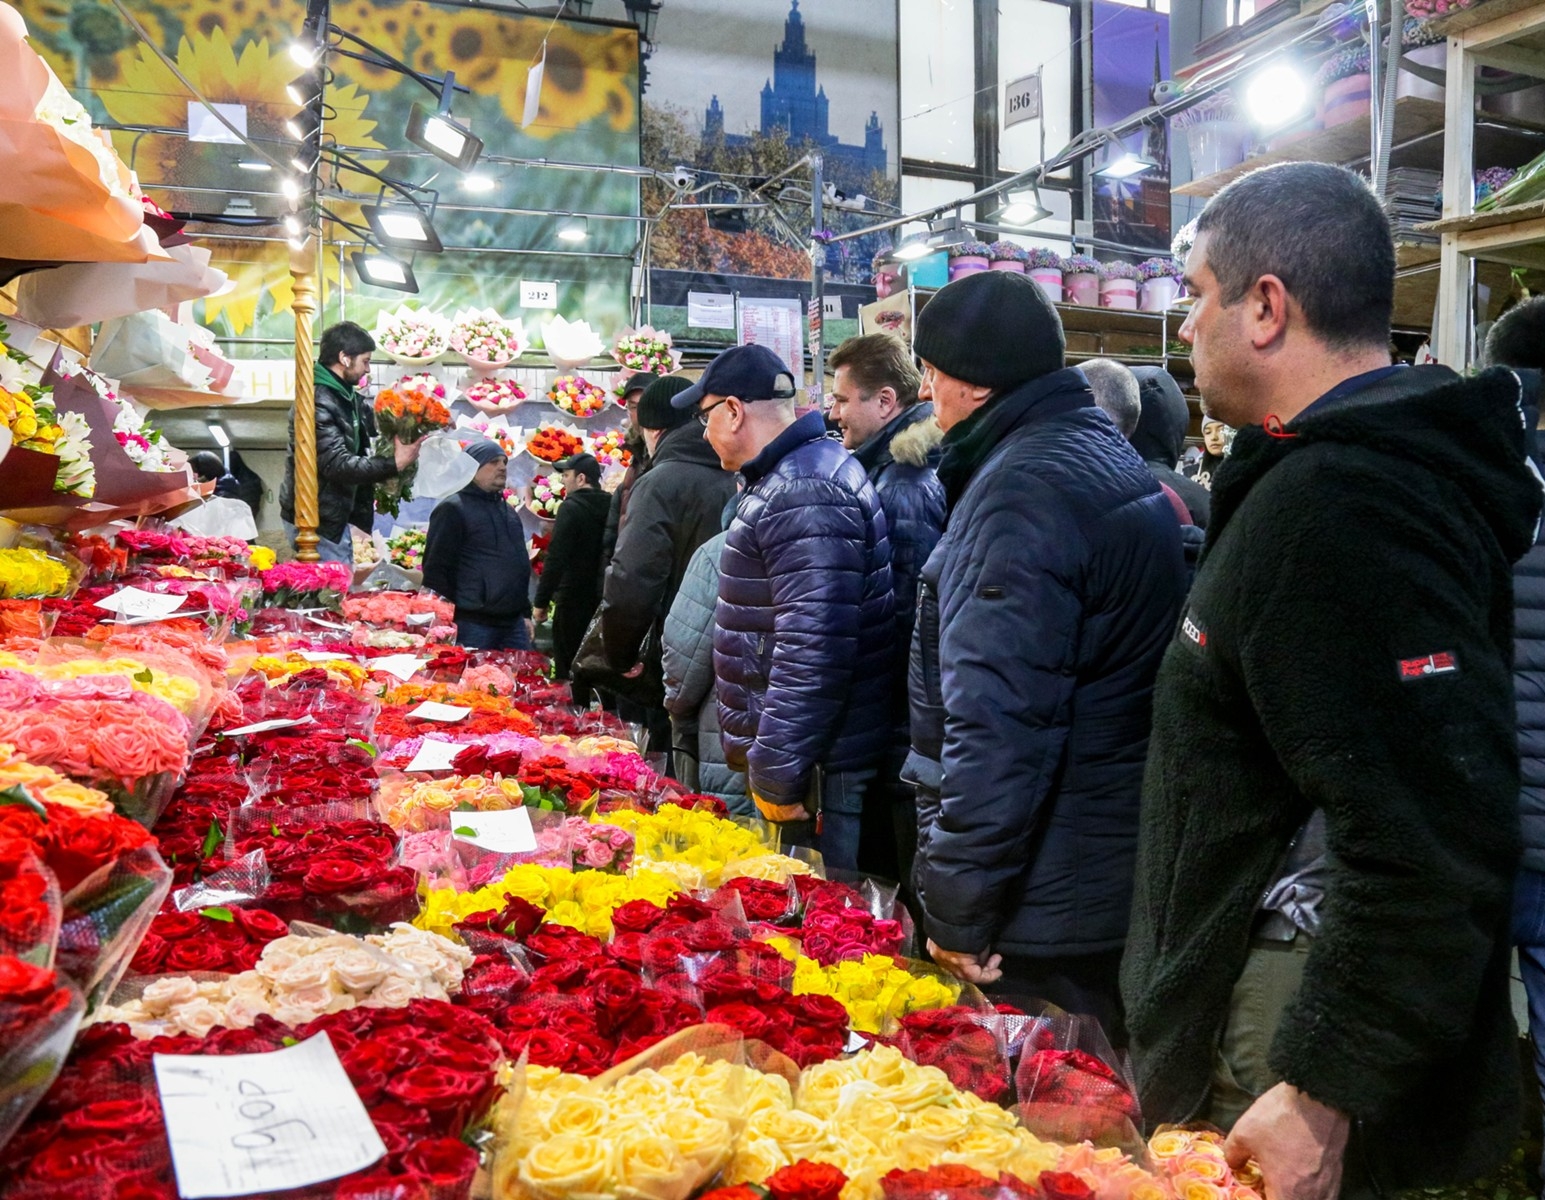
[1064,271,1100,307]
[947,255,990,282]
[1100,279,1139,310]
[989,259,1026,273]
[1030,268,1063,305]
[1321,73,1371,128]
[1140,277,1181,312]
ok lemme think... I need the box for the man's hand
[1225,1083,1349,1200]
[393,435,426,471]
[523,617,535,642]
[533,607,549,624]
[927,939,1003,985]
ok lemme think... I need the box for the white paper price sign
[154,1032,386,1198]
[93,587,188,619]
[408,701,471,722]
[371,654,428,683]
[223,715,316,737]
[405,739,463,772]
[520,280,558,309]
[305,616,353,633]
[294,651,350,663]
[405,612,435,627]
[452,806,537,854]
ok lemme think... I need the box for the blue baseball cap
[670,344,798,410]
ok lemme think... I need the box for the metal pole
[810,153,825,406]
[290,241,321,563]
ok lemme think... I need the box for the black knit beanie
[637,375,696,431]
[913,270,1065,389]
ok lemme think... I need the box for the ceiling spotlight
[289,42,318,68]
[406,102,483,172]
[1095,150,1158,180]
[282,215,301,236]
[284,111,319,142]
[351,250,419,293]
[462,174,496,194]
[998,190,1051,226]
[281,177,302,202]
[362,202,444,253]
[892,237,933,262]
[286,74,320,108]
[291,153,319,175]
[288,233,311,251]
[1244,63,1310,129]
[557,216,589,242]
[208,423,230,448]
[236,159,272,172]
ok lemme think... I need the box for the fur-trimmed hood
[890,411,944,468]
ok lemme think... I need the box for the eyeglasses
[696,397,732,426]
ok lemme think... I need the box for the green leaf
[200,906,235,922]
[0,784,45,818]
[346,738,377,757]
[270,821,280,837]
[453,826,478,837]
[133,668,154,683]
[454,801,476,812]
[282,1036,298,1047]
[201,820,223,859]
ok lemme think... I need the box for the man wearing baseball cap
[671,344,896,868]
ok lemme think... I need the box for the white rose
[357,972,421,1009]
[171,999,227,1038]
[274,956,334,991]
[329,950,390,994]
[221,972,271,1004]
[141,976,201,1015]
[221,995,270,1028]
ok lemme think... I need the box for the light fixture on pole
[1244,63,1309,129]
[891,237,932,263]
[289,41,318,68]
[622,0,663,43]
[462,174,496,193]
[285,72,322,108]
[351,250,419,293]
[284,110,320,143]
[1094,146,1158,179]
[998,189,1051,226]
[362,201,444,253]
[283,215,304,237]
[557,215,589,242]
[405,72,484,172]
[280,177,303,204]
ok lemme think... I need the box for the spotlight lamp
[289,41,318,68]
[352,250,419,293]
[281,177,302,202]
[284,110,320,143]
[891,237,932,263]
[286,73,322,108]
[362,202,444,254]
[1095,150,1158,180]
[1244,64,1309,129]
[998,190,1051,227]
[406,88,484,173]
[557,215,589,242]
[282,214,302,236]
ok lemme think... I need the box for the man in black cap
[422,439,533,650]
[672,344,895,869]
[600,371,658,580]
[534,452,610,680]
[904,270,1185,1035]
[599,376,738,750]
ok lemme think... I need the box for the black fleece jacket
[1122,366,1542,1190]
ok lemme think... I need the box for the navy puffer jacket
[1519,407,1545,872]
[715,412,896,810]
[905,369,1186,957]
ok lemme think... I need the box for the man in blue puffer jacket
[670,344,895,869]
[904,270,1186,1035]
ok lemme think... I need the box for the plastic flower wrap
[0,549,74,599]
[386,528,427,571]
[611,324,681,375]
[465,375,530,415]
[374,377,455,517]
[374,304,451,363]
[588,426,632,470]
[528,424,586,463]
[541,315,606,369]
[527,473,566,519]
[394,372,450,405]
[258,560,352,610]
[450,308,526,367]
[1025,248,1064,270]
[1061,254,1102,276]
[1099,261,1143,281]
[547,374,609,419]
[1136,257,1183,282]
[108,390,173,472]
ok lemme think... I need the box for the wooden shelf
[1417,199,1545,265]
[1175,97,1448,198]
[1427,0,1545,40]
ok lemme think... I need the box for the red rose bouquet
[128,906,290,976]
[0,951,83,1155]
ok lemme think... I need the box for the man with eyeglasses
[671,344,896,869]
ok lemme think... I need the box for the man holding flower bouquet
[280,321,423,564]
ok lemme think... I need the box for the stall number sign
[1004,71,1042,129]
[154,1033,385,1198]
[822,296,843,320]
[520,280,558,309]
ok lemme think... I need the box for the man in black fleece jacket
[1121,163,1542,1199]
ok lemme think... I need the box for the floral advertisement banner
[22,0,642,347]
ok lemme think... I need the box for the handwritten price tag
[93,587,188,619]
[371,655,429,683]
[154,1032,385,1198]
[452,807,537,854]
[222,716,316,738]
[405,739,463,772]
[407,701,470,722]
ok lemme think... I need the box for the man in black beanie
[422,438,534,650]
[599,375,738,753]
[904,269,1186,1037]
[534,452,611,681]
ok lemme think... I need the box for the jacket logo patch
[1399,651,1459,681]
[1182,616,1207,648]
[977,585,1005,600]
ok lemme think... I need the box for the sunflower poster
[19,0,641,344]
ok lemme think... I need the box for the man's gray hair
[1080,358,1142,439]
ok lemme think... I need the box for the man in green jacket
[280,321,421,563]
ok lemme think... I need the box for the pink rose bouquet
[257,561,351,610]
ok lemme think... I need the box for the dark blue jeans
[1516,866,1545,1179]
[455,618,532,651]
[776,768,875,872]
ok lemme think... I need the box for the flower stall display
[1061,255,1102,306]
[456,411,522,460]
[1026,249,1064,306]
[1098,261,1143,311]
[449,308,525,370]
[373,377,454,516]
[1476,166,1517,206]
[526,473,565,520]
[1137,258,1184,311]
[946,240,993,282]
[0,548,74,599]
[1172,94,1249,177]
[464,375,529,416]
[1317,43,1371,128]
[611,325,681,377]
[528,424,586,464]
[373,305,451,366]
[258,560,352,610]
[541,314,606,371]
[1172,218,1198,263]
[588,426,632,470]
[547,374,610,419]
[987,242,1029,274]
[386,528,427,572]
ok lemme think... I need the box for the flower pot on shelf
[1029,268,1063,306]
[1100,278,1139,310]
[989,257,1026,273]
[947,255,990,281]
[1321,72,1371,128]
[1064,271,1100,307]
[1183,120,1250,177]
[1139,277,1182,312]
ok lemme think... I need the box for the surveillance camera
[672,166,696,189]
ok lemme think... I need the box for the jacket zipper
[918,580,940,704]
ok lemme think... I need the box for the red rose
[302,858,375,894]
[57,1096,162,1135]
[333,1171,423,1200]
[706,1002,774,1042]
[164,939,238,973]
[129,933,168,974]
[610,899,666,933]
[0,956,62,1005]
[766,1161,848,1200]
[700,1188,767,1200]
[231,907,290,942]
[386,1065,493,1118]
[399,1136,478,1189]
[1039,1173,1096,1200]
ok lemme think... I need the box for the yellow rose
[939,1125,1022,1169]
[840,1095,903,1143]
[748,1108,831,1160]
[875,1130,937,1173]
[794,1061,853,1120]
[741,1071,796,1119]
[725,1135,789,1185]
[517,1132,613,1197]
[545,1093,610,1138]
[877,1064,955,1112]
[39,780,114,815]
[1003,1139,1064,1181]
[904,1105,972,1152]
[249,546,276,570]
[1147,1129,1194,1160]
[666,1109,732,1172]
[851,1045,909,1089]
[610,1070,674,1111]
[1182,1182,1230,1200]
[612,1130,691,1197]
[1178,1151,1231,1182]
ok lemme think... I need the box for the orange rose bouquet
[374,377,453,516]
[527,425,585,464]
